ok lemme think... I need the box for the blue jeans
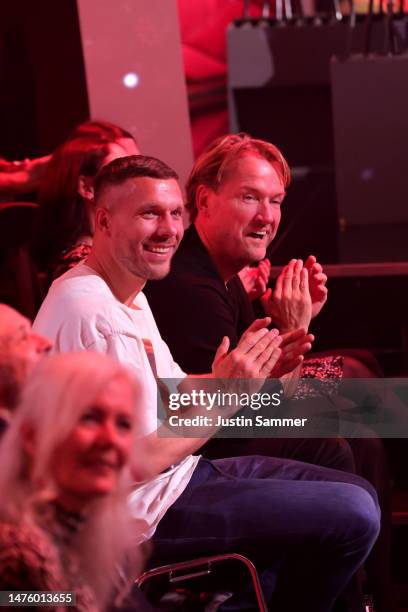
[152,456,380,612]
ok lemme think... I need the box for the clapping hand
[260,259,312,333]
[305,255,328,318]
[239,259,271,302]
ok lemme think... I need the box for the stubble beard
[120,254,172,282]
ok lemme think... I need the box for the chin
[247,248,267,264]
[147,264,172,281]
[82,472,119,493]
[88,482,117,497]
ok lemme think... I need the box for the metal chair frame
[136,552,268,611]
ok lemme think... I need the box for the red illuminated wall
[177,0,264,157]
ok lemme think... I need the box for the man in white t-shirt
[34,155,380,611]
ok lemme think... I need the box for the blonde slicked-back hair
[186,132,291,220]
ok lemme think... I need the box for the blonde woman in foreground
[0,352,146,610]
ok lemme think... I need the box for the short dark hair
[94,155,179,203]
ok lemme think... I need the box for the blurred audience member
[0,352,144,609]
[68,120,140,156]
[33,137,129,277]
[0,155,50,199]
[0,120,138,200]
[0,303,51,431]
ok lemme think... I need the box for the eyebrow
[139,202,183,210]
[239,185,286,198]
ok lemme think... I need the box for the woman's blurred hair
[33,119,139,273]
[33,137,113,271]
[68,119,136,144]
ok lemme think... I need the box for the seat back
[0,202,43,318]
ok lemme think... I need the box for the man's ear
[78,175,94,202]
[195,184,212,217]
[95,206,111,233]
[20,423,36,457]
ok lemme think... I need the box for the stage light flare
[123,72,139,88]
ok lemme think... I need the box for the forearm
[131,370,268,480]
[131,428,208,479]
[0,171,32,196]
[0,156,50,196]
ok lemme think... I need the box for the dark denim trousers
[152,456,380,612]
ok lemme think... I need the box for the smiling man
[145,133,309,374]
[142,137,395,611]
[144,134,352,471]
[33,153,285,492]
[194,152,285,279]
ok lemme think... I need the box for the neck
[86,244,145,306]
[194,221,241,283]
[53,498,86,522]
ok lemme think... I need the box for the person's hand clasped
[305,255,328,319]
[269,327,314,378]
[260,259,312,333]
[211,317,282,394]
[239,259,271,302]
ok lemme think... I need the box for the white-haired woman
[0,352,145,610]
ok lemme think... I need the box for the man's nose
[257,200,274,224]
[96,420,121,447]
[158,214,178,237]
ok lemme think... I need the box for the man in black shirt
[145,133,354,470]
[145,133,394,611]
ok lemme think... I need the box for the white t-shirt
[33,263,200,540]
